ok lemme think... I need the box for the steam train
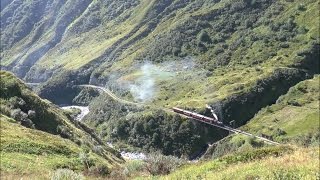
[172,107,222,125]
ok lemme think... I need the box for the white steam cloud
[129,63,156,102]
[122,57,196,103]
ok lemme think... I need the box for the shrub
[78,151,95,169]
[272,169,303,180]
[123,160,146,177]
[273,128,287,138]
[291,132,319,147]
[298,26,308,34]
[8,97,25,108]
[10,108,35,128]
[197,42,207,52]
[108,160,146,178]
[86,164,110,176]
[10,108,25,121]
[297,4,306,11]
[20,118,35,129]
[280,43,289,48]
[57,125,72,138]
[145,153,186,175]
[287,100,301,106]
[247,137,264,148]
[198,30,212,43]
[296,49,309,56]
[214,47,224,55]
[92,145,103,155]
[51,169,84,180]
[28,110,36,118]
[310,131,320,146]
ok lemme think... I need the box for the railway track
[78,85,172,112]
[174,109,280,145]
[81,85,279,145]
[79,85,142,106]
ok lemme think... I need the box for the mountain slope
[137,77,319,179]
[242,75,319,143]
[0,71,123,178]
[1,0,318,84]
[1,114,107,178]
[200,76,319,160]
[156,146,319,180]
[1,0,319,158]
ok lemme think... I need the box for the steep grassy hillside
[1,0,319,158]
[0,0,155,79]
[104,75,320,180]
[154,146,319,180]
[1,115,109,179]
[2,0,318,99]
[0,71,123,178]
[202,76,319,160]
[242,75,319,143]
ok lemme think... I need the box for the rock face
[210,68,314,127]
[1,0,93,78]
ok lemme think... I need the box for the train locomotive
[172,107,280,145]
[172,107,222,125]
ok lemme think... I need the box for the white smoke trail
[125,57,196,102]
[129,63,155,102]
[206,104,219,121]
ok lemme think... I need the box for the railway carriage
[172,107,222,125]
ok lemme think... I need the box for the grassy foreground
[0,114,106,179]
[155,148,319,179]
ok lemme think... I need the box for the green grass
[128,75,319,179]
[42,0,319,158]
[0,71,124,178]
[1,0,157,70]
[136,146,319,180]
[2,0,319,111]
[95,0,319,111]
[242,75,319,141]
[1,0,319,168]
[199,75,319,162]
[0,115,111,177]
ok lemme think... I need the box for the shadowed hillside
[0,71,123,178]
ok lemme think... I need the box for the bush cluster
[109,153,186,178]
[145,152,186,175]
[84,94,218,157]
[10,108,35,128]
[51,169,84,180]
